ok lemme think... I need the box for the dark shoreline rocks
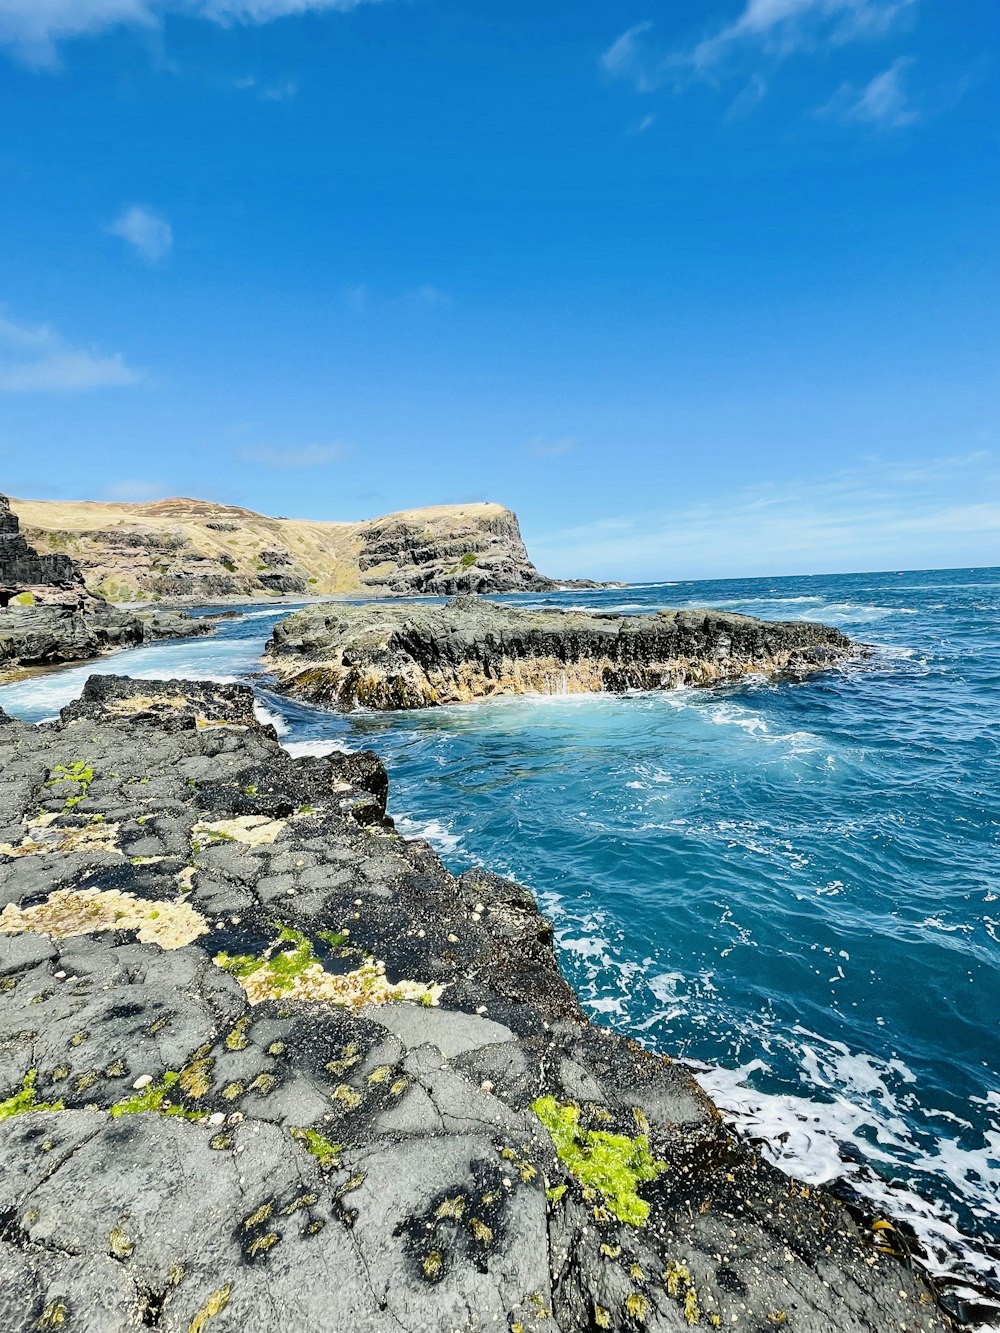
[0,676,950,1331]
[265,594,855,711]
[0,495,214,677]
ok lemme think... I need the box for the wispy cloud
[0,0,377,67]
[528,452,999,580]
[818,55,919,127]
[343,282,453,312]
[601,2,918,110]
[235,74,298,101]
[0,310,140,392]
[240,443,347,468]
[529,436,577,459]
[601,21,659,92]
[109,205,173,261]
[690,0,916,70]
[410,284,452,308]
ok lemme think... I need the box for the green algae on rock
[531,1096,667,1227]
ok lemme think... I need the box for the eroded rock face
[0,676,947,1332]
[0,497,213,674]
[357,507,553,595]
[265,595,855,710]
[0,496,80,590]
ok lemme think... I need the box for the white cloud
[819,56,919,127]
[0,309,140,392]
[240,443,347,468]
[0,0,376,66]
[601,2,917,97]
[527,452,999,580]
[529,436,577,458]
[691,0,916,69]
[235,74,298,100]
[601,21,658,91]
[411,284,451,308]
[109,205,173,261]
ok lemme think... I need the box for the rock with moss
[0,675,950,1332]
[265,593,856,711]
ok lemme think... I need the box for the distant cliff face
[11,497,555,603]
[0,496,211,672]
[0,495,81,597]
[357,506,552,595]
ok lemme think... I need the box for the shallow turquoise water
[2,570,998,1317]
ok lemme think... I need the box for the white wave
[687,1055,1000,1324]
[253,701,288,735]
[282,738,356,759]
[394,815,462,854]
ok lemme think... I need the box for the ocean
[1,567,997,1324]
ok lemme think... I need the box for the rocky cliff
[0,496,212,675]
[11,496,558,602]
[265,594,854,710]
[0,676,948,1332]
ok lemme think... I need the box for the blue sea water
[2,569,998,1319]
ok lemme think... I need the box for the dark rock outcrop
[0,496,80,590]
[0,496,214,674]
[0,676,948,1332]
[357,508,555,595]
[265,594,855,710]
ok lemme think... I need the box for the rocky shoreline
[265,594,855,711]
[0,675,949,1332]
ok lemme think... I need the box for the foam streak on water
[1,570,998,1324]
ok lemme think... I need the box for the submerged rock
[265,594,855,711]
[0,675,946,1332]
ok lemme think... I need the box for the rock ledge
[0,676,946,1332]
[265,594,855,710]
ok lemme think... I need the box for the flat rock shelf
[0,676,946,1332]
[265,594,855,710]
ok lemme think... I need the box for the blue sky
[0,0,997,580]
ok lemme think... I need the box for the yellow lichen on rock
[0,887,209,950]
[222,953,445,1009]
[105,693,190,716]
[0,813,120,859]
[192,816,286,847]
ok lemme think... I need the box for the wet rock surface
[0,496,213,675]
[0,676,945,1331]
[265,594,856,711]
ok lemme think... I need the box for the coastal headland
[0,675,948,1332]
[8,495,572,602]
